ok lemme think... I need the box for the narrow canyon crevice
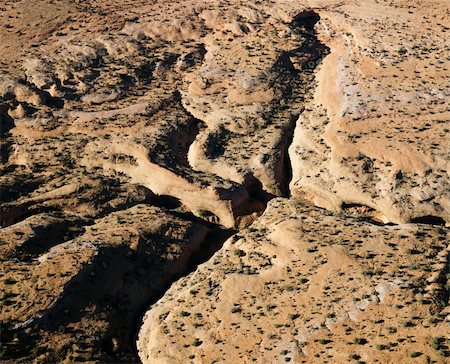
[128,8,332,360]
[133,8,332,361]
[12,222,235,362]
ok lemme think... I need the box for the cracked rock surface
[138,198,449,363]
[0,0,449,363]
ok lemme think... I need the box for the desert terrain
[0,0,448,363]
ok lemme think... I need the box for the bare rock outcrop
[0,0,448,363]
[138,198,449,363]
[289,0,450,225]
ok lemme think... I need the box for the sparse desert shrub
[234,249,246,257]
[353,338,367,345]
[3,278,16,285]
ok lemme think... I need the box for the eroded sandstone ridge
[0,0,448,363]
[289,0,449,225]
[138,198,449,363]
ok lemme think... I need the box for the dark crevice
[279,114,299,197]
[0,202,64,228]
[149,194,182,210]
[0,104,15,164]
[9,217,234,363]
[203,126,231,159]
[291,10,321,31]
[242,173,276,204]
[147,91,204,174]
[269,10,329,197]
[0,104,15,135]
[341,202,379,213]
[0,174,44,205]
[129,225,235,360]
[410,215,446,226]
[129,226,235,360]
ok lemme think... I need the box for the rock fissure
[1,2,449,363]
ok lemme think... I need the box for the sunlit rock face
[0,0,448,363]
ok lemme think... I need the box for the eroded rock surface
[289,0,450,224]
[138,198,449,363]
[0,0,448,363]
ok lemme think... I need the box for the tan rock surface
[138,198,449,363]
[0,0,448,362]
[289,0,450,224]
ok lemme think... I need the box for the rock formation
[0,0,448,363]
